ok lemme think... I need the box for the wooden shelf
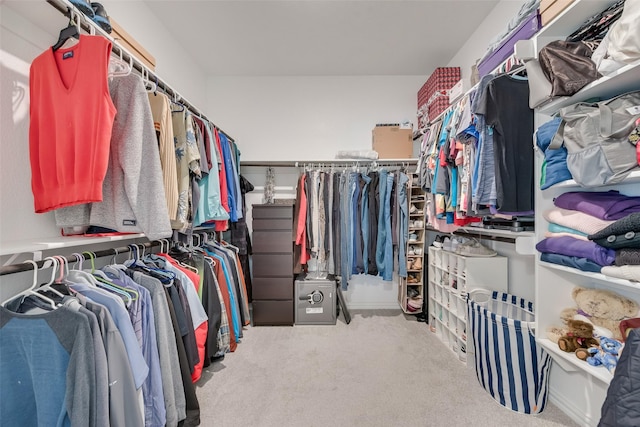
[537,338,612,385]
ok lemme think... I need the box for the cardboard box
[541,0,576,26]
[372,125,413,159]
[111,18,156,70]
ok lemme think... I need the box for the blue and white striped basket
[467,290,552,414]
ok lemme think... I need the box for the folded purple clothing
[554,190,640,220]
[536,236,616,266]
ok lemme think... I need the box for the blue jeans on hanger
[375,169,389,276]
[360,174,372,274]
[340,172,351,288]
[383,173,394,281]
[397,172,409,278]
[349,172,359,276]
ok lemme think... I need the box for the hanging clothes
[54,73,173,240]
[148,92,179,222]
[29,35,116,213]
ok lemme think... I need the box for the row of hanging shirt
[0,238,250,427]
[293,165,412,287]
[416,68,535,233]
[29,33,243,241]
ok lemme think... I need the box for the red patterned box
[428,96,451,123]
[417,67,461,121]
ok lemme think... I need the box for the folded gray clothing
[589,213,640,249]
[616,248,640,266]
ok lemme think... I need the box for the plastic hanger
[36,256,66,299]
[2,260,57,309]
[70,252,134,306]
[109,50,132,77]
[52,10,80,51]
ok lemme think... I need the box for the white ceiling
[147,0,501,76]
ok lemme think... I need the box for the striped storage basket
[467,291,552,414]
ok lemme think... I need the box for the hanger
[109,49,132,78]
[78,251,137,304]
[2,260,58,309]
[170,92,185,112]
[52,9,80,51]
[36,256,67,299]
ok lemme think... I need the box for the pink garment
[543,207,614,235]
[295,174,310,265]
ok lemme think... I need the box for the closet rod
[0,241,161,276]
[241,159,419,167]
[45,0,235,143]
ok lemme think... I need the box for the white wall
[447,0,526,90]
[207,75,426,161]
[101,0,209,109]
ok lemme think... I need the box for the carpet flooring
[196,310,578,427]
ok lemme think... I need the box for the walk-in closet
[2,0,640,426]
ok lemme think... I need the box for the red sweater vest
[29,35,116,213]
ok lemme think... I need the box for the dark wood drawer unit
[252,231,292,254]
[251,204,294,326]
[252,300,294,326]
[252,278,294,300]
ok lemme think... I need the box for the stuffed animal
[560,287,639,341]
[556,319,599,352]
[579,337,624,374]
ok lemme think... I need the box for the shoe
[414,220,424,228]
[70,0,95,18]
[407,297,423,310]
[408,246,416,256]
[457,240,497,257]
[407,287,420,298]
[432,235,443,248]
[91,2,112,33]
[442,236,452,251]
[410,204,418,213]
[408,233,418,243]
[414,247,423,256]
[412,257,422,270]
[407,260,413,271]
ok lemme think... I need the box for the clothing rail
[46,0,235,142]
[241,159,419,168]
[0,241,161,276]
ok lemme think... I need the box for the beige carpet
[196,310,578,427]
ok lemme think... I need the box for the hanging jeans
[360,174,372,274]
[327,172,335,275]
[367,172,379,276]
[340,172,352,288]
[350,172,360,275]
[382,173,394,281]
[375,169,389,275]
[397,173,409,278]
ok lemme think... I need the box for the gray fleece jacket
[54,74,172,240]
